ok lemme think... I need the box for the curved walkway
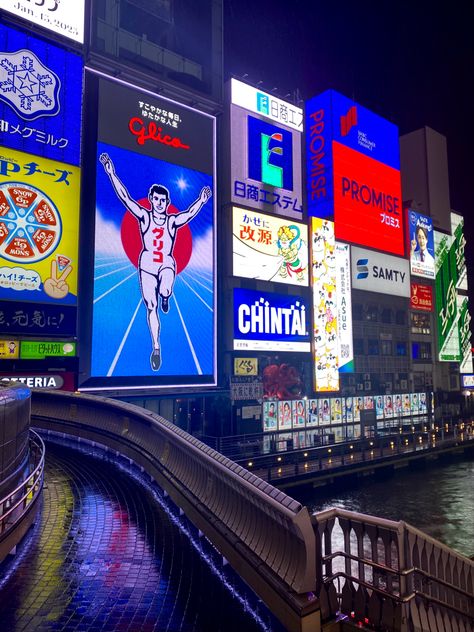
[0,441,270,632]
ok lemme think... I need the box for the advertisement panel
[307,399,318,426]
[232,207,309,285]
[435,230,459,361]
[335,242,353,372]
[458,296,473,373]
[20,339,75,359]
[461,375,474,388]
[384,395,394,417]
[451,213,467,291]
[87,75,215,388]
[0,147,80,305]
[305,90,403,256]
[351,246,410,297]
[408,210,435,278]
[0,371,75,390]
[233,287,310,352]
[263,400,278,431]
[0,0,85,44]
[233,357,258,376]
[410,283,433,312]
[278,400,292,430]
[292,400,306,428]
[0,23,83,165]
[0,338,18,357]
[311,218,339,391]
[231,79,303,132]
[0,300,75,335]
[230,92,303,219]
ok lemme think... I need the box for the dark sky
[224,0,474,275]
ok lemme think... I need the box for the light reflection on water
[301,455,474,558]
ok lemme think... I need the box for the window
[396,342,407,356]
[381,340,392,355]
[395,310,406,326]
[381,308,392,324]
[411,313,431,335]
[366,305,378,321]
[354,338,364,355]
[368,339,379,355]
[353,304,363,320]
[412,342,432,360]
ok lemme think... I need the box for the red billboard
[410,283,433,312]
[333,142,404,256]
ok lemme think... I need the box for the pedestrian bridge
[4,388,474,632]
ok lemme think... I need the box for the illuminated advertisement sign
[408,210,435,278]
[0,371,75,390]
[461,375,474,388]
[0,338,19,358]
[0,1,85,44]
[305,90,403,256]
[410,283,433,312]
[0,300,76,335]
[451,213,467,291]
[458,296,473,373]
[230,89,303,220]
[231,79,303,131]
[0,147,80,305]
[351,246,409,297]
[0,23,83,165]
[234,357,258,376]
[20,339,75,359]
[86,75,215,389]
[311,218,339,391]
[335,242,353,372]
[263,400,278,431]
[232,207,308,286]
[233,287,310,352]
[435,230,459,361]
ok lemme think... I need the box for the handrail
[31,390,316,595]
[0,429,45,537]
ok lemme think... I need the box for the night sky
[224,1,474,289]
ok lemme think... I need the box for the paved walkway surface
[0,442,270,632]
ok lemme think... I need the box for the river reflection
[298,454,474,558]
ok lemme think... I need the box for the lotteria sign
[351,246,410,297]
[233,288,310,351]
[306,90,404,256]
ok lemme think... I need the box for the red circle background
[120,199,192,274]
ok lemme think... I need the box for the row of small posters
[263,393,432,432]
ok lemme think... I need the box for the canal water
[296,452,474,559]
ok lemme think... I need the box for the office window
[354,338,364,355]
[366,305,378,321]
[396,342,407,356]
[412,342,432,360]
[411,313,431,335]
[381,340,392,356]
[395,310,406,326]
[381,308,392,324]
[368,339,379,355]
[353,304,363,320]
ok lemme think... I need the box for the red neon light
[128,117,190,149]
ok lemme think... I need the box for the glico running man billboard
[230,79,303,220]
[84,75,215,390]
[305,90,404,256]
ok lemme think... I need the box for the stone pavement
[0,441,275,632]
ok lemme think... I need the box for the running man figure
[100,153,212,371]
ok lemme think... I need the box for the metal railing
[313,507,474,631]
[0,430,45,559]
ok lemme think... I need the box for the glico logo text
[247,115,293,190]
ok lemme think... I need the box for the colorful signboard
[0,147,80,305]
[451,213,467,291]
[461,375,474,388]
[0,371,75,390]
[0,1,85,44]
[20,339,75,359]
[408,210,435,279]
[230,82,303,219]
[0,338,19,358]
[435,230,459,361]
[0,23,83,165]
[351,246,410,297]
[305,89,403,256]
[232,207,308,285]
[458,296,473,374]
[335,242,353,372]
[0,299,76,337]
[233,287,310,352]
[311,218,339,391]
[410,283,433,312]
[233,357,258,376]
[263,400,278,431]
[86,75,216,388]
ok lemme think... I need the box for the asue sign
[351,246,410,297]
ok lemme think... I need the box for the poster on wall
[345,397,354,422]
[292,399,306,428]
[278,400,292,430]
[335,242,354,372]
[408,210,435,279]
[263,401,278,432]
[319,397,331,424]
[232,207,309,285]
[354,396,363,421]
[0,23,83,165]
[0,147,80,306]
[307,399,318,426]
[384,395,394,418]
[331,397,342,422]
[375,395,384,419]
[85,75,216,389]
[402,393,411,416]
